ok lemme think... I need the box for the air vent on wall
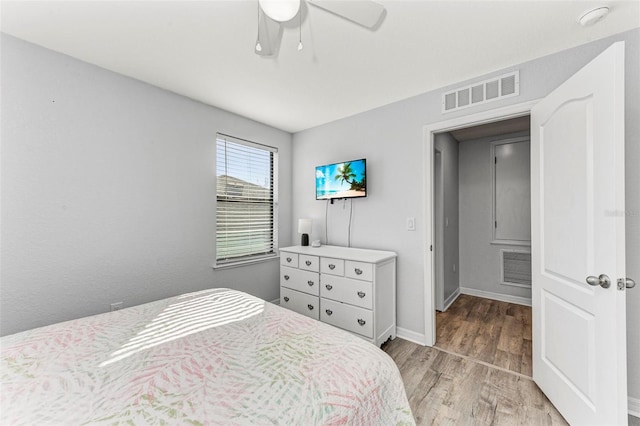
[500,249,531,288]
[442,71,520,113]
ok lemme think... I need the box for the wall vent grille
[500,249,531,288]
[442,71,520,113]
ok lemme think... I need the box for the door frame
[434,149,444,311]
[422,100,539,346]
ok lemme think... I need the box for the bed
[1,288,414,425]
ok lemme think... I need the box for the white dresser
[279,245,397,346]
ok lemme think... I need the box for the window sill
[212,254,279,270]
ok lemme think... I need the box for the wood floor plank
[383,338,568,426]
[384,335,420,369]
[435,294,532,376]
[520,338,533,376]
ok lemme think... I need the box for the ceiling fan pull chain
[298,6,303,51]
[255,3,263,52]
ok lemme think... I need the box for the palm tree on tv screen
[335,162,356,186]
[335,162,365,192]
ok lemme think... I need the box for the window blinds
[216,134,278,264]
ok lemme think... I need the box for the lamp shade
[259,0,300,22]
[298,218,312,234]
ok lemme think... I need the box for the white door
[531,42,627,425]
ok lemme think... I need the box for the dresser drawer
[321,274,373,309]
[281,287,319,320]
[320,257,345,276]
[281,266,320,296]
[321,299,373,338]
[345,261,373,281]
[280,252,299,268]
[299,254,319,272]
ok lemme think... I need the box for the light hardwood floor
[435,294,532,376]
[383,338,567,425]
[385,295,640,424]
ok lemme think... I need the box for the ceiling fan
[255,0,386,57]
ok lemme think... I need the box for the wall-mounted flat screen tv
[315,159,367,200]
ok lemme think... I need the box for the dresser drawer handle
[283,296,289,302]
[357,291,366,298]
[354,268,363,275]
[328,264,336,270]
[286,257,292,263]
[307,280,314,287]
[357,318,366,326]
[284,275,290,280]
[305,260,312,266]
[307,304,314,311]
[325,284,333,291]
[325,309,333,316]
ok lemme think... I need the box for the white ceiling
[1,1,639,133]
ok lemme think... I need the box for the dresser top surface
[280,245,396,263]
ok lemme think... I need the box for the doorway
[432,116,533,375]
[422,100,538,347]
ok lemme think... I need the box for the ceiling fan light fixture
[259,0,300,22]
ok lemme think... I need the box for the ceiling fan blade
[307,0,385,29]
[255,13,283,56]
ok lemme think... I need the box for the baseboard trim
[270,298,280,305]
[442,288,461,312]
[396,327,427,346]
[459,287,531,307]
[629,396,640,417]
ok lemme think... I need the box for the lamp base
[301,234,309,246]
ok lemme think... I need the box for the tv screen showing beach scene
[315,159,367,200]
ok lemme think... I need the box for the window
[215,134,278,266]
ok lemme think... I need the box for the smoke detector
[578,7,610,27]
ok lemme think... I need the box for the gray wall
[458,131,531,302]
[291,29,640,401]
[0,34,293,336]
[434,132,459,308]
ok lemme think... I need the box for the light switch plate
[407,217,416,231]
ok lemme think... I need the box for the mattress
[1,288,414,425]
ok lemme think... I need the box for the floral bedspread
[1,288,414,425]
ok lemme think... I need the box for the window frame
[214,133,278,268]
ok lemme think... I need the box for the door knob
[586,274,611,289]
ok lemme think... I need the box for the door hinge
[494,156,497,164]
[495,220,497,228]
[430,245,433,252]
